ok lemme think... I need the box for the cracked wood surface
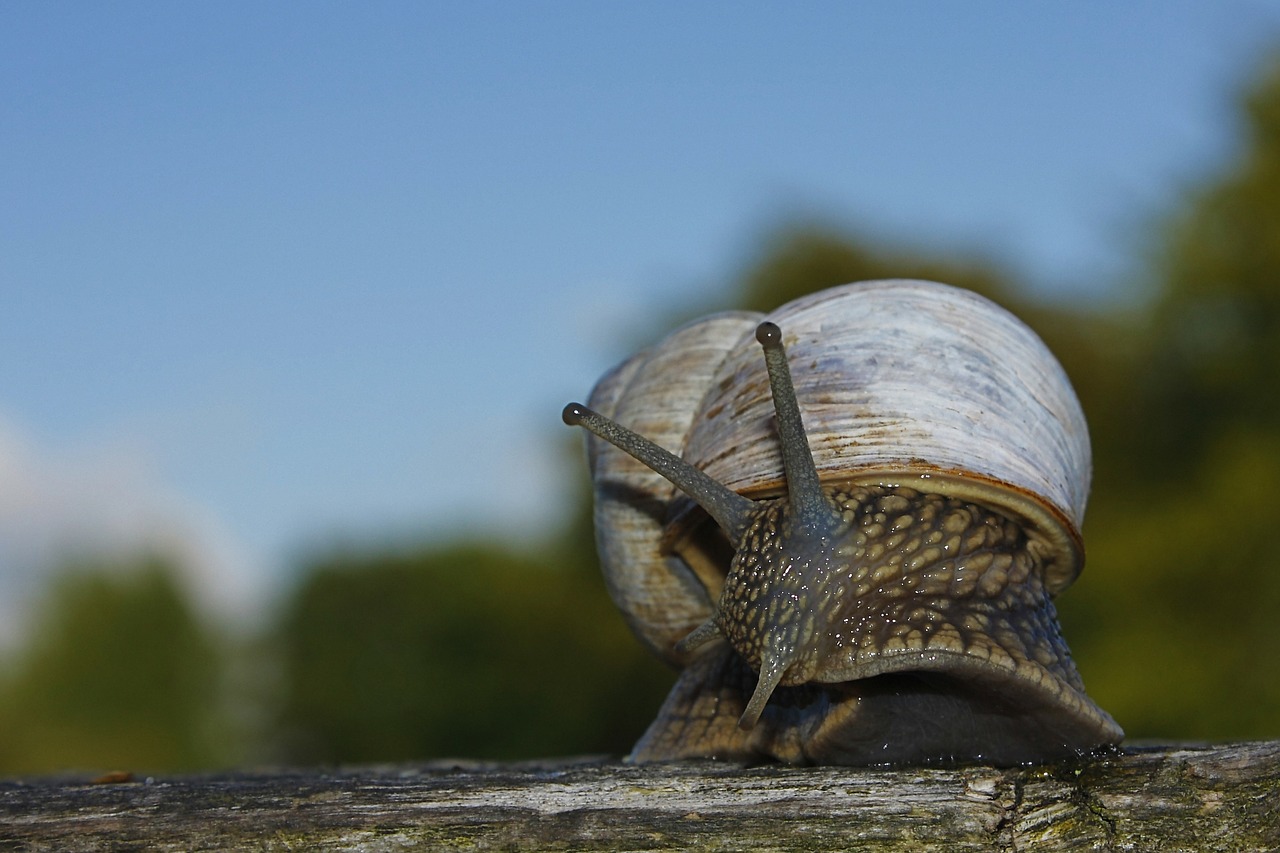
[1,742,1277,851]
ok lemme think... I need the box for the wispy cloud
[0,414,264,649]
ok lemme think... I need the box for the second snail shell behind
[565,280,1122,766]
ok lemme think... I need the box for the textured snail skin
[634,484,1119,765]
[720,485,1076,694]
[570,279,1121,763]
[575,440,1121,765]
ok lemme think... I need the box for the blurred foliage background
[3,55,1280,775]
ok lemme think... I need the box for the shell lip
[664,461,1085,597]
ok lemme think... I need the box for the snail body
[565,280,1122,766]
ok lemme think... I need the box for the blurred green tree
[1132,57,1280,471]
[1062,55,1280,740]
[274,539,672,762]
[0,556,228,774]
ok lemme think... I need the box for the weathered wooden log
[1,742,1276,851]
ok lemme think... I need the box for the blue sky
[2,2,1279,632]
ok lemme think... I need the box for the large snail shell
[589,280,1089,659]
[676,280,1089,598]
[579,280,1117,764]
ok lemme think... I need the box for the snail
[563,280,1123,766]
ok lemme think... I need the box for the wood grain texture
[1,742,1276,851]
